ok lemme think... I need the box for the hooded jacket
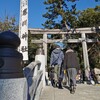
[50,48,64,67]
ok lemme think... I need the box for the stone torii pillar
[81,33,90,80]
[43,33,47,66]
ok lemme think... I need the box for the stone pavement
[39,84,100,100]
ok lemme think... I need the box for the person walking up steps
[64,47,80,94]
[50,44,64,89]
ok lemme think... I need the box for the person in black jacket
[64,47,80,94]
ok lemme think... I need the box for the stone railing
[0,60,43,100]
[23,60,43,100]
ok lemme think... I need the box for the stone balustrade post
[35,44,45,87]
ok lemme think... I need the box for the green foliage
[77,6,100,27]
[0,16,18,32]
[88,43,100,68]
[76,6,100,68]
[28,32,43,62]
[43,0,78,29]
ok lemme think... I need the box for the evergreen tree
[42,0,78,30]
[77,6,100,27]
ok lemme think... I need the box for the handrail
[23,60,43,100]
[23,60,41,78]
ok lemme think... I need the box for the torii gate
[29,27,100,78]
[18,0,100,78]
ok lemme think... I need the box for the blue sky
[0,0,99,28]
